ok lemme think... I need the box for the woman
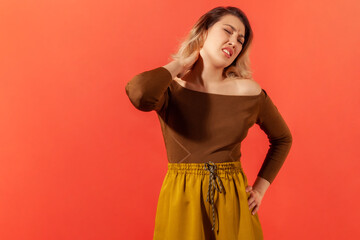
[125,6,292,240]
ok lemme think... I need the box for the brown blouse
[125,66,293,184]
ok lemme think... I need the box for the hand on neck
[182,54,227,89]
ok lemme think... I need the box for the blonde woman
[125,6,292,240]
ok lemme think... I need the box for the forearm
[252,176,270,196]
[162,60,183,79]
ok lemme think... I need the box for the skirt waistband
[167,161,243,175]
[167,160,244,232]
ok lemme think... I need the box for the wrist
[174,60,186,78]
[252,176,270,196]
[162,60,183,79]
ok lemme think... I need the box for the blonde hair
[170,6,254,80]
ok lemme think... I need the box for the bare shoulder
[233,78,262,95]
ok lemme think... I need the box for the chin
[222,59,235,69]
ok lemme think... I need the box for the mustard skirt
[153,161,264,240]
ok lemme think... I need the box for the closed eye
[224,29,243,45]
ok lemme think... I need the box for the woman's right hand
[176,50,200,78]
[163,50,201,80]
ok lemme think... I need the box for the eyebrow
[223,24,245,38]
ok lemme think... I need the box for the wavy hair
[170,6,254,79]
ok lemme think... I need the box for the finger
[248,197,255,207]
[252,205,259,215]
[248,190,255,199]
[191,50,199,58]
[247,194,253,202]
[249,202,255,210]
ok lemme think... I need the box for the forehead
[216,14,245,34]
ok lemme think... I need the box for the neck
[183,54,226,89]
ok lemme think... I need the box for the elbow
[269,131,293,149]
[125,82,155,112]
[282,133,293,154]
[285,132,293,145]
[281,132,293,149]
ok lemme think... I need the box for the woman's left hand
[245,185,264,215]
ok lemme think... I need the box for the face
[200,14,246,68]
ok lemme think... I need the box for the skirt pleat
[153,161,264,240]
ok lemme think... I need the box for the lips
[222,47,233,57]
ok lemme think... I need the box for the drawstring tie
[204,161,224,232]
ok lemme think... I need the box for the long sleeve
[125,66,173,112]
[255,89,293,184]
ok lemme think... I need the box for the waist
[167,161,243,175]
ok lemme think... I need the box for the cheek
[236,47,243,56]
[202,39,218,53]
[206,33,222,46]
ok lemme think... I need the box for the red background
[1,0,359,239]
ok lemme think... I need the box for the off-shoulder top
[125,66,293,184]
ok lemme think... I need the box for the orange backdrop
[1,0,359,239]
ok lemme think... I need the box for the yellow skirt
[153,161,264,240]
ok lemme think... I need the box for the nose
[227,39,236,52]
[228,35,237,47]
